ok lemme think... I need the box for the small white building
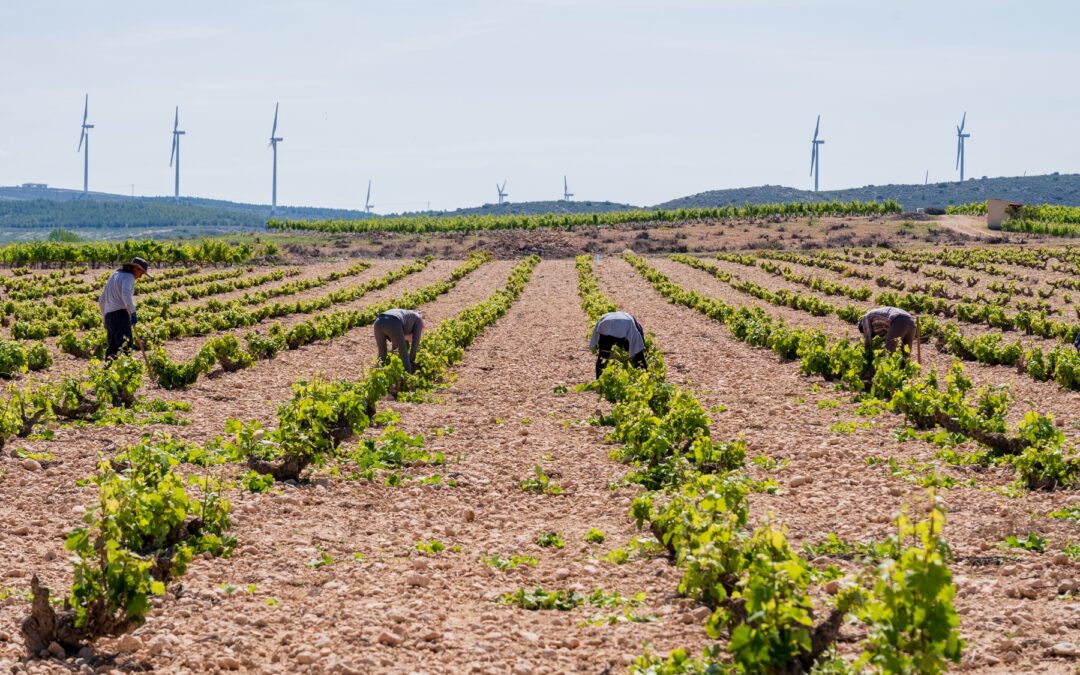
[986,198,1022,230]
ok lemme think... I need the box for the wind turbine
[77,94,94,194]
[364,179,374,213]
[268,103,284,214]
[955,112,970,182]
[809,115,824,192]
[169,106,186,203]
[924,170,929,186]
[496,180,508,205]
[563,175,573,202]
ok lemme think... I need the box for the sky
[0,0,1077,213]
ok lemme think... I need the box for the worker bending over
[589,311,647,379]
[858,306,917,356]
[98,256,151,359]
[374,308,423,374]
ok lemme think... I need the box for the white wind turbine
[563,175,573,202]
[809,115,824,192]
[955,112,970,182]
[365,179,374,213]
[268,103,284,214]
[169,106,186,202]
[496,180,508,205]
[77,94,94,194]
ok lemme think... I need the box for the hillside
[0,186,375,222]
[1,173,1078,236]
[404,199,638,217]
[654,173,1080,211]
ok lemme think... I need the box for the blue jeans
[104,309,133,359]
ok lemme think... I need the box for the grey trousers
[884,314,917,354]
[374,314,413,373]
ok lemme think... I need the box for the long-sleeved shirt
[98,270,137,316]
[858,306,912,350]
[380,308,423,362]
[589,311,646,357]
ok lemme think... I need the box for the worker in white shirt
[589,311,647,379]
[97,257,150,358]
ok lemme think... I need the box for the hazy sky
[1,0,1077,212]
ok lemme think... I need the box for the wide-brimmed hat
[129,257,151,276]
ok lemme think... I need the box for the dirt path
[594,256,1080,672]
[937,215,996,240]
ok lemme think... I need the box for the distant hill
[0,185,375,222]
[402,199,639,218]
[1,173,1078,237]
[654,174,1080,211]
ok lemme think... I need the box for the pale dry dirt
[0,250,1077,674]
[593,256,1080,673]
[937,215,999,241]
[648,254,1080,438]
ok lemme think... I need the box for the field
[0,215,1078,674]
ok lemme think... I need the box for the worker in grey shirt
[858,306,917,357]
[374,308,423,374]
[589,311,647,379]
[98,256,150,358]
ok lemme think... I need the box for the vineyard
[0,237,1078,673]
[267,200,903,234]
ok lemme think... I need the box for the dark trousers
[596,335,647,379]
[374,314,413,373]
[884,314,917,355]
[104,309,134,359]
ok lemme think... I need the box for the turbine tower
[77,94,94,194]
[496,180,508,205]
[364,179,374,213]
[563,175,573,202]
[169,106,186,203]
[268,103,284,214]
[809,115,824,192]
[955,112,970,182]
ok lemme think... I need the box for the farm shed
[986,198,1023,230]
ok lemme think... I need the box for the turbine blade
[174,106,179,130]
[170,135,177,166]
[78,128,84,152]
[810,145,816,175]
[956,140,961,169]
[960,111,966,132]
[271,102,279,137]
[82,94,88,125]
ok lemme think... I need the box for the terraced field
[0,241,1078,674]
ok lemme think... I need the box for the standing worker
[374,308,423,374]
[98,257,150,359]
[589,311,647,379]
[857,306,918,357]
